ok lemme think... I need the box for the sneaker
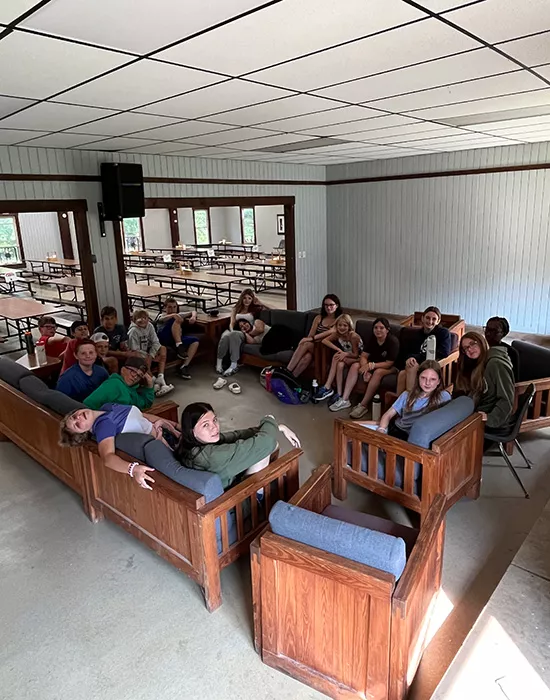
[223,365,240,377]
[329,398,351,412]
[179,365,191,380]
[328,393,341,407]
[176,345,188,360]
[315,386,334,402]
[350,404,369,419]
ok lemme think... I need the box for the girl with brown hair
[216,288,267,376]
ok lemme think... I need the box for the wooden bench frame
[333,414,483,523]
[85,446,301,611]
[515,378,550,435]
[400,312,465,341]
[251,464,446,700]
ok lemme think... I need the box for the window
[122,217,143,252]
[0,214,23,263]
[193,209,211,245]
[240,207,256,244]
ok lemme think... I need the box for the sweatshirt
[477,345,515,430]
[182,416,279,489]
[127,322,161,358]
[56,363,109,403]
[408,325,452,364]
[83,373,154,411]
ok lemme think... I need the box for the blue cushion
[269,501,407,580]
[408,396,474,449]
[143,439,223,502]
[0,358,34,388]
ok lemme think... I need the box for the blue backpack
[270,369,311,405]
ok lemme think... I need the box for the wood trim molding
[57,211,74,259]
[168,208,180,247]
[284,202,296,311]
[0,198,88,212]
[112,220,131,326]
[145,196,296,208]
[72,209,99,328]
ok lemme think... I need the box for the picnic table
[0,297,61,352]
[27,258,80,276]
[127,282,179,311]
[0,266,33,295]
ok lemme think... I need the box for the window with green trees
[193,209,210,245]
[122,217,143,252]
[240,207,256,244]
[0,215,22,263]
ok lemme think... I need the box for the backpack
[270,368,311,405]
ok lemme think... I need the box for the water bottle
[24,331,35,356]
[265,369,272,392]
[311,379,319,401]
[426,334,436,361]
[372,394,382,421]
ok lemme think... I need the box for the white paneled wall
[143,208,171,249]
[177,208,195,245]
[327,142,550,334]
[19,212,62,260]
[67,211,79,261]
[256,205,284,252]
[0,146,327,312]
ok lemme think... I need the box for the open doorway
[0,199,99,353]
[114,196,296,325]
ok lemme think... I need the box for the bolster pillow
[269,501,406,580]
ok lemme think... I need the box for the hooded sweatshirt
[83,373,154,410]
[127,321,161,358]
[477,345,515,429]
[181,416,279,489]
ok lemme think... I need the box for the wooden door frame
[115,196,297,324]
[0,199,100,327]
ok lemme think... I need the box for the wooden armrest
[431,413,483,453]
[393,494,446,613]
[335,420,429,461]
[438,349,459,367]
[149,400,179,422]
[515,378,550,391]
[289,463,332,510]
[199,448,302,518]
[401,314,414,327]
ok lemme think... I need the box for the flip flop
[213,377,227,390]
[228,382,241,395]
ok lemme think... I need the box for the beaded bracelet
[128,462,139,478]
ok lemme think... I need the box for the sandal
[213,377,227,390]
[228,382,242,395]
[155,383,174,397]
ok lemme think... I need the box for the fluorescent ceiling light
[439,104,550,127]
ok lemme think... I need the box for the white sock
[216,359,223,372]
[176,341,182,347]
[229,362,237,371]
[157,373,166,385]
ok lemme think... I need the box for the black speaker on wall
[100,162,145,220]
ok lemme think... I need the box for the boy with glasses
[37,316,68,358]
[83,356,155,410]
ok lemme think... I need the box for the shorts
[157,319,199,348]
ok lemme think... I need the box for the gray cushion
[41,390,85,416]
[0,358,34,388]
[143,439,223,502]
[115,433,154,460]
[270,500,406,580]
[304,311,318,335]
[408,396,474,449]
[513,340,550,382]
[241,343,293,363]
[19,375,50,402]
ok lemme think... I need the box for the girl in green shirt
[174,402,300,489]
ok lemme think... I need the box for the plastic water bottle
[312,379,318,399]
[372,394,382,421]
[426,334,436,361]
[265,369,272,392]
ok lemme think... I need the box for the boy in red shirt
[60,319,90,374]
[37,316,69,358]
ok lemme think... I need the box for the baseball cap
[124,356,148,372]
[90,332,109,343]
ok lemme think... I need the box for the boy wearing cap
[83,356,155,410]
[90,332,118,375]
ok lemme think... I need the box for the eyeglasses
[41,324,57,330]
[462,341,479,351]
[324,302,337,308]
[126,367,144,378]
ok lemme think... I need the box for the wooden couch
[251,464,446,700]
[401,311,465,340]
[333,411,483,523]
[85,444,301,612]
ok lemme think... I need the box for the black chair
[485,383,536,499]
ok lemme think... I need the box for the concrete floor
[2,364,550,700]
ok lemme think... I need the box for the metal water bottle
[372,394,382,422]
[311,379,318,399]
[24,331,35,356]
[426,334,436,361]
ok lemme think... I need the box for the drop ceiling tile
[415,0,486,12]
[532,64,550,82]
[220,133,317,150]
[370,71,546,112]
[521,131,550,142]
[0,95,36,119]
[300,114,417,137]
[22,0,269,54]
[123,120,237,140]
[409,88,550,119]
[200,95,347,126]
[56,60,224,110]
[256,105,383,131]
[405,133,520,147]
[0,31,131,99]
[75,136,160,151]
[467,114,550,132]
[15,132,101,148]
[184,127,277,146]
[0,102,117,131]
[316,48,518,103]
[140,80,292,120]
[161,146,242,157]
[0,128,49,145]
[0,1,38,23]
[119,142,206,154]
[366,127,461,144]
[447,0,550,43]
[157,0,425,75]
[248,18,480,91]
[353,122,458,138]
[498,32,550,67]
[68,111,180,136]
